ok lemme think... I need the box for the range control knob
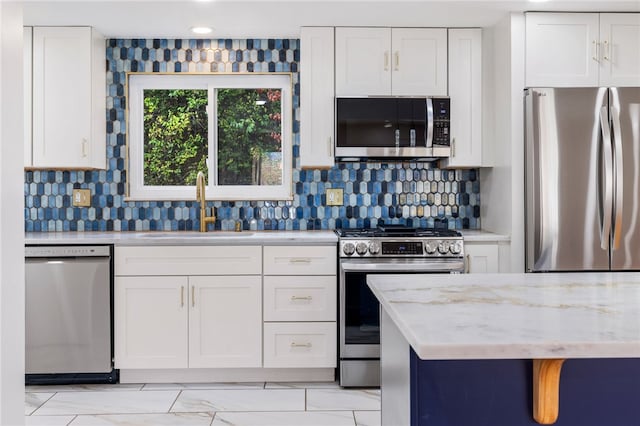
[356,242,369,256]
[425,241,438,254]
[343,242,355,256]
[368,241,381,255]
[438,241,450,254]
[450,241,463,255]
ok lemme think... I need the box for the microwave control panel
[432,98,450,146]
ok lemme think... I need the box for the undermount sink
[139,231,254,238]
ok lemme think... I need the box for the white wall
[509,13,526,273]
[0,2,25,425]
[479,12,525,272]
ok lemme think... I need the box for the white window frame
[127,73,292,201]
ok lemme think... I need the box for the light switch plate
[72,189,91,207]
[326,188,343,206]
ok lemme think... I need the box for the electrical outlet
[72,189,91,207]
[326,188,343,206]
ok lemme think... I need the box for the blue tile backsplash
[24,38,480,232]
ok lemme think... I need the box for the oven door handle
[340,260,465,273]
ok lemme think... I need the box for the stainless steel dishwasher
[25,245,117,384]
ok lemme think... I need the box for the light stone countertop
[25,230,338,246]
[368,272,640,360]
[460,229,510,242]
[24,229,505,246]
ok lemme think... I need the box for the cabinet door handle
[384,51,389,71]
[603,40,610,61]
[327,136,333,157]
[290,258,312,264]
[81,138,88,157]
[452,137,456,157]
[290,295,313,301]
[291,342,312,348]
[592,40,600,62]
[465,254,470,273]
[180,286,185,307]
[394,51,399,71]
[191,286,195,307]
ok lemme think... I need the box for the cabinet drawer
[263,322,337,368]
[263,276,336,322]
[115,246,262,276]
[263,246,336,275]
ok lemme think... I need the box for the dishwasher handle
[25,245,111,258]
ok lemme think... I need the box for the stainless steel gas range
[336,225,465,387]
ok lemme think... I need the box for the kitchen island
[367,273,640,426]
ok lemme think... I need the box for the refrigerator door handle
[611,105,624,250]
[599,106,613,250]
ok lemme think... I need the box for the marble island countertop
[368,272,640,360]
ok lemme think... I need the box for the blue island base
[409,354,640,426]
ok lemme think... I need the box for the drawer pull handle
[290,295,313,301]
[291,342,312,348]
[289,258,312,264]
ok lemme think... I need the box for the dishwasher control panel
[25,245,111,258]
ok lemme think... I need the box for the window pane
[217,88,283,186]
[143,89,208,186]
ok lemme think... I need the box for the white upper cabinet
[526,13,599,87]
[300,27,335,169]
[30,27,106,169]
[335,27,447,96]
[391,28,448,96]
[599,13,640,87]
[526,13,640,87]
[335,27,391,96]
[24,27,32,167]
[441,28,482,169]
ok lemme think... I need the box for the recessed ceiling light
[191,27,213,35]
[529,0,550,2]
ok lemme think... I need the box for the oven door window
[344,271,380,345]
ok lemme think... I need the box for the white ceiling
[23,0,640,38]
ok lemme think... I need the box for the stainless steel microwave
[335,97,450,160]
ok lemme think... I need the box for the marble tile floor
[25,382,381,426]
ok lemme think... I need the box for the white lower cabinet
[188,275,262,368]
[115,245,262,370]
[465,242,500,273]
[115,244,338,378]
[115,276,189,369]
[263,276,336,322]
[263,322,337,368]
[263,245,337,369]
[263,245,337,276]
[115,274,262,369]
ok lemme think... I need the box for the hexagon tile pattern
[24,38,480,232]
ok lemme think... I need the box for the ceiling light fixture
[191,27,213,35]
[528,0,550,2]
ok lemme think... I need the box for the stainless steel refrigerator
[525,87,640,272]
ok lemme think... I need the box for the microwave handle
[426,98,434,148]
